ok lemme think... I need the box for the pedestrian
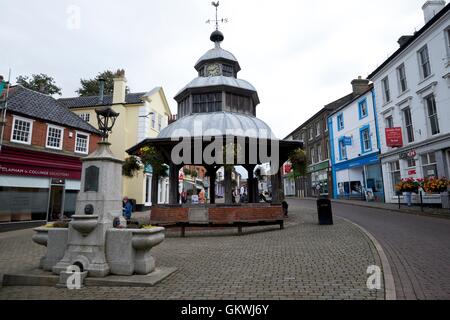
[122,197,133,221]
[181,190,188,204]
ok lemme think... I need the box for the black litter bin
[282,201,289,216]
[317,198,333,225]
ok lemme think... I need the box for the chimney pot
[351,77,370,96]
[397,35,414,47]
[422,0,446,24]
[113,70,127,104]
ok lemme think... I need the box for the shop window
[75,132,89,154]
[390,161,401,193]
[421,153,438,178]
[0,187,49,222]
[46,125,63,150]
[407,158,416,168]
[11,117,33,145]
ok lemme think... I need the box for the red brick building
[0,85,101,225]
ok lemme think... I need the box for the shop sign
[307,161,329,174]
[399,150,416,160]
[343,137,352,146]
[0,164,77,179]
[386,128,403,148]
[408,169,417,176]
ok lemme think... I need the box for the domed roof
[158,112,277,140]
[195,47,239,69]
[175,76,256,98]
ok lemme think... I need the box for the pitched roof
[368,3,450,79]
[5,85,100,134]
[283,93,355,140]
[58,92,146,109]
[328,84,374,117]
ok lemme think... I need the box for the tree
[16,74,62,96]
[76,70,130,97]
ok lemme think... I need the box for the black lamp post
[95,107,120,141]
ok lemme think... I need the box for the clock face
[206,64,221,77]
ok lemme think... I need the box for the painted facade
[328,86,385,202]
[368,1,450,204]
[61,73,173,210]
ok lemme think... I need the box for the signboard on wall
[386,128,403,148]
[343,137,352,146]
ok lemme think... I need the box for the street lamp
[95,107,120,141]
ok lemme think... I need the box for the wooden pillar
[151,173,159,206]
[271,167,283,205]
[169,164,180,205]
[224,166,233,205]
[244,165,256,204]
[210,170,217,205]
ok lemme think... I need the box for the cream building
[58,71,173,210]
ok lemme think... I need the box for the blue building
[328,79,385,202]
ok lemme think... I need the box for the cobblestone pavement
[0,204,384,300]
[294,198,450,300]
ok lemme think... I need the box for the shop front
[308,161,331,197]
[381,136,450,205]
[333,152,384,202]
[0,146,82,224]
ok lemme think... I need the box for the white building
[328,80,384,202]
[368,1,450,204]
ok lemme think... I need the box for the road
[292,198,450,300]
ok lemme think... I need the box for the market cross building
[127,11,302,230]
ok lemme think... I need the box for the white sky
[1,0,430,139]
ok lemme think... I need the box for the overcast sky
[1,0,430,139]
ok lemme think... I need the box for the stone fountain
[26,107,175,288]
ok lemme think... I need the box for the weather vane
[206,1,228,31]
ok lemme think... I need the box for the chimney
[98,78,105,105]
[422,0,446,24]
[397,35,414,47]
[112,69,127,104]
[351,76,370,96]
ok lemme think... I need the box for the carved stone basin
[131,228,165,251]
[71,215,99,237]
[32,227,49,246]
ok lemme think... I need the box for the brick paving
[0,204,384,300]
[295,198,450,300]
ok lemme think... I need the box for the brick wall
[3,113,101,155]
[209,206,283,223]
[151,205,283,224]
[151,206,189,223]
